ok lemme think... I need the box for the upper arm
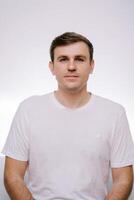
[111,165,133,185]
[4,156,28,183]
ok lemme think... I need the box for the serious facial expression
[49,41,94,93]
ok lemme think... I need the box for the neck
[54,87,92,109]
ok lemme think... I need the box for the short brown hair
[50,32,94,62]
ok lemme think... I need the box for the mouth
[64,75,79,77]
[64,75,79,81]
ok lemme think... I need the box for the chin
[64,86,81,92]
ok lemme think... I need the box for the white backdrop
[0,0,134,153]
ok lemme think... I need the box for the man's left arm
[105,165,133,200]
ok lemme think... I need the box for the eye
[59,58,68,62]
[75,57,84,62]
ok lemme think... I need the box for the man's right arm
[4,156,34,200]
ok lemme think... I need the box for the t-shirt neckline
[50,90,95,112]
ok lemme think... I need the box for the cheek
[54,65,65,74]
[83,74,90,82]
[54,70,64,81]
[81,69,90,79]
[53,67,62,76]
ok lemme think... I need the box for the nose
[67,59,77,71]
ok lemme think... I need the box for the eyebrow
[75,55,87,59]
[57,55,87,60]
[57,55,68,60]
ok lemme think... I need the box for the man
[2,32,134,200]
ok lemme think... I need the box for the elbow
[4,171,22,190]
[124,179,133,193]
[4,172,14,190]
[115,178,134,195]
[122,173,133,191]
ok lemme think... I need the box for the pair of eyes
[58,57,85,62]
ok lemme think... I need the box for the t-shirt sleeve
[110,107,134,168]
[2,102,29,161]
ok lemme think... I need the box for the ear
[90,59,95,74]
[49,61,55,75]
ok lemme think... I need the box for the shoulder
[93,93,125,116]
[18,92,52,112]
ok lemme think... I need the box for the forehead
[54,41,89,58]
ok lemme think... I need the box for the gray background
[0,0,134,152]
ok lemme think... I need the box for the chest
[29,111,111,164]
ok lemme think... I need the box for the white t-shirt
[2,92,134,200]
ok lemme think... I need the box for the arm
[105,165,133,200]
[4,156,34,200]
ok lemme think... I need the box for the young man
[2,32,134,200]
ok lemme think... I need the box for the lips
[64,75,79,77]
[64,75,79,81]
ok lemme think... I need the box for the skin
[105,166,133,200]
[4,41,133,200]
[49,41,94,108]
[4,157,33,200]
